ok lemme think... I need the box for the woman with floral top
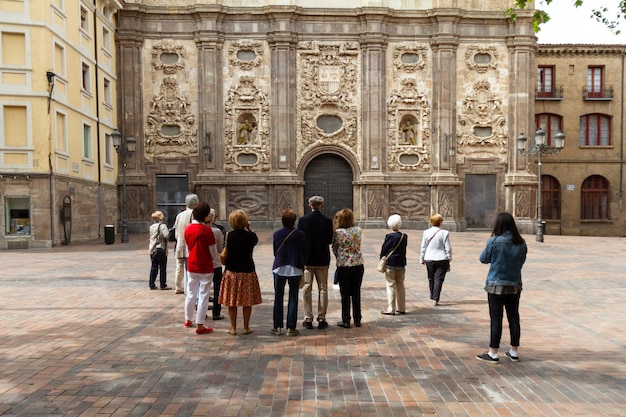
[332,208,364,329]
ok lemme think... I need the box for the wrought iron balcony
[535,85,563,100]
[583,86,614,101]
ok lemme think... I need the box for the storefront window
[5,197,30,235]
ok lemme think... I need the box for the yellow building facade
[0,0,122,249]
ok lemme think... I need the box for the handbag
[168,226,176,242]
[377,234,405,273]
[220,232,228,265]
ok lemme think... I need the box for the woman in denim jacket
[476,212,527,364]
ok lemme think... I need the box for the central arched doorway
[303,154,353,218]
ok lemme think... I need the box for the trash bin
[539,221,546,235]
[104,224,115,244]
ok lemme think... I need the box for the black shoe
[476,352,499,364]
[302,320,313,329]
[318,321,328,329]
[150,287,158,290]
[354,322,361,327]
[396,311,406,315]
[505,351,520,362]
[337,321,350,328]
[212,315,225,321]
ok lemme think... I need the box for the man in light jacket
[173,193,199,294]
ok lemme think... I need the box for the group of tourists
[147,193,527,363]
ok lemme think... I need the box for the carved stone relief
[456,81,507,164]
[438,190,456,218]
[465,44,498,74]
[393,44,428,73]
[228,40,264,76]
[296,41,361,168]
[145,77,197,162]
[366,188,386,219]
[151,41,188,82]
[389,187,430,220]
[274,188,295,217]
[227,188,269,218]
[223,76,270,172]
[515,188,532,218]
[387,78,431,171]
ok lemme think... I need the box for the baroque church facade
[117,0,539,232]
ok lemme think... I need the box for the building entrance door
[303,154,353,219]
[465,174,497,229]
[156,175,188,228]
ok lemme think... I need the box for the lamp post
[111,128,136,243]
[517,128,565,242]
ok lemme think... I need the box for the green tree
[507,0,625,34]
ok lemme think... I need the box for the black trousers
[488,293,521,349]
[337,264,364,325]
[425,260,449,301]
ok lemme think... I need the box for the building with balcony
[0,0,123,249]
[535,44,625,236]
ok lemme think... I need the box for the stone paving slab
[1,230,624,416]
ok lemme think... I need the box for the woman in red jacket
[183,202,219,335]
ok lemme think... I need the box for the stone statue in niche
[237,117,257,145]
[401,117,418,146]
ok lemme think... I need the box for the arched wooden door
[303,154,353,219]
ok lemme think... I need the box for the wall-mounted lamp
[46,71,56,113]
[203,132,212,162]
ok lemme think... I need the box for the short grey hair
[387,214,402,231]
[185,193,199,208]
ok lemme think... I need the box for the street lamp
[517,128,565,242]
[111,128,136,243]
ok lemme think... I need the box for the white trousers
[185,271,213,325]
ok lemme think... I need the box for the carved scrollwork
[228,40,264,76]
[465,44,498,73]
[151,41,188,82]
[223,76,270,172]
[393,44,428,72]
[144,77,197,162]
[296,41,361,168]
[456,81,507,163]
[386,78,431,171]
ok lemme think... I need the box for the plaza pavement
[1,229,624,417]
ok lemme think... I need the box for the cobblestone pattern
[1,231,624,416]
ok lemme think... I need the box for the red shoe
[184,320,192,327]
[196,327,214,334]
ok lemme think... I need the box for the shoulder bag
[377,233,405,273]
[220,232,228,265]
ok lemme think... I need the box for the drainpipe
[617,49,626,211]
[93,1,103,238]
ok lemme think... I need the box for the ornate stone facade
[116,2,539,231]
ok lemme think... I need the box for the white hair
[387,214,402,231]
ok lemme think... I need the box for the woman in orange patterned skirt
[218,209,262,335]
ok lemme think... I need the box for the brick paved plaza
[1,230,624,416]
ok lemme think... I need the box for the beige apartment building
[0,0,122,249]
[535,44,625,236]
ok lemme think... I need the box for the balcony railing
[583,86,614,101]
[536,85,563,100]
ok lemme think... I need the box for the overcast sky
[537,1,626,44]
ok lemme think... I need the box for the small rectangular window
[103,78,111,105]
[83,123,92,158]
[102,27,110,50]
[5,197,31,235]
[81,62,90,92]
[80,6,88,31]
[105,133,112,165]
